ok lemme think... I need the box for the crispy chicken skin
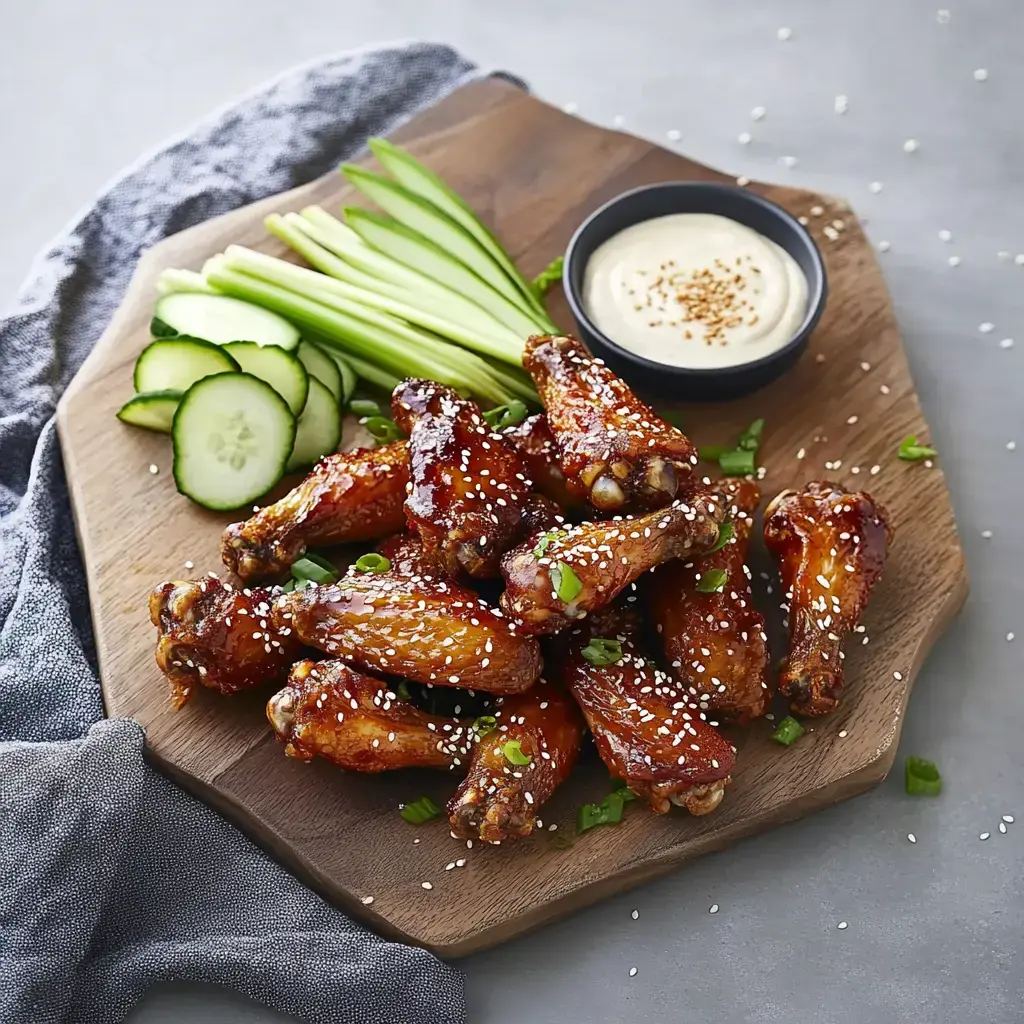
[448,680,585,842]
[764,480,893,716]
[271,551,542,695]
[220,442,409,583]
[150,577,303,709]
[554,604,735,815]
[648,479,771,723]
[392,379,534,579]
[500,492,726,635]
[502,413,583,511]
[523,334,699,512]
[267,659,473,772]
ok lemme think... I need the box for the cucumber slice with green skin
[152,292,300,350]
[286,376,342,473]
[133,337,239,394]
[222,341,309,416]
[296,339,343,400]
[344,207,545,339]
[327,347,358,404]
[116,389,183,433]
[172,372,295,510]
[368,138,554,326]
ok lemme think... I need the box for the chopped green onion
[581,638,624,666]
[472,715,497,739]
[533,530,560,557]
[301,552,338,573]
[290,557,338,585]
[483,399,529,430]
[400,795,442,824]
[362,416,404,444]
[704,521,735,554]
[898,435,938,462]
[354,553,391,574]
[280,579,297,593]
[578,785,636,834]
[349,398,381,417]
[905,756,942,796]
[549,562,583,603]
[718,448,757,477]
[696,568,728,593]
[503,739,531,765]
[394,680,412,701]
[699,444,730,463]
[659,409,686,429]
[771,716,805,746]
[737,417,765,452]
[531,255,564,298]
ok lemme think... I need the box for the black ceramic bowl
[562,182,828,400]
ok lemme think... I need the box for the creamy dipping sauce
[582,213,809,369]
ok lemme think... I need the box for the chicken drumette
[764,480,892,716]
[150,576,304,709]
[648,478,771,722]
[553,603,735,815]
[502,413,583,511]
[267,658,473,771]
[448,679,584,842]
[500,493,726,635]
[523,334,699,511]
[392,379,534,579]
[221,441,409,583]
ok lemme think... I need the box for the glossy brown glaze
[523,334,700,512]
[500,492,725,635]
[553,603,735,815]
[267,659,473,772]
[220,441,410,583]
[764,480,893,716]
[648,478,771,722]
[392,379,533,579]
[502,413,583,511]
[150,577,304,709]
[448,679,585,842]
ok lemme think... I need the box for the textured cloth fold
[0,40,515,1024]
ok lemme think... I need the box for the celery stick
[336,351,400,395]
[345,207,545,339]
[368,138,553,325]
[480,357,539,406]
[156,268,220,296]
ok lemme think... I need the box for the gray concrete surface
[4,1,1023,1022]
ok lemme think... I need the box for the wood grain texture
[57,78,968,955]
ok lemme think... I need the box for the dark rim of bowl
[562,181,828,379]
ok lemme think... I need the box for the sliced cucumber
[328,347,358,404]
[222,341,309,416]
[153,292,300,350]
[116,389,183,433]
[344,207,545,339]
[133,337,239,394]
[286,376,342,472]
[296,340,342,400]
[172,373,295,510]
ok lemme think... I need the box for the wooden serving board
[57,78,967,956]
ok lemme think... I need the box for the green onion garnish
[578,785,637,834]
[349,398,381,417]
[533,530,560,557]
[581,638,624,666]
[659,409,686,429]
[696,568,728,593]
[905,756,942,796]
[549,562,583,603]
[898,435,938,462]
[472,715,497,739]
[704,521,735,554]
[700,418,765,475]
[483,399,529,430]
[699,444,730,463]
[771,716,805,746]
[354,553,391,574]
[280,579,297,593]
[531,255,564,298]
[395,680,412,702]
[400,795,442,824]
[718,448,757,477]
[290,556,338,585]
[737,417,765,452]
[362,416,404,444]
[503,739,531,765]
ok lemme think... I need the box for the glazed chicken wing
[221,441,409,583]
[523,334,699,512]
[267,659,473,771]
[764,480,892,716]
[554,603,735,815]
[150,576,304,709]
[502,413,583,511]
[271,548,542,694]
[392,379,534,579]
[448,680,584,842]
[648,479,771,722]
[500,492,725,634]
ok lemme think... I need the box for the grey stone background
[3,1,1022,1021]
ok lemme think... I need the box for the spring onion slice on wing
[770,716,805,746]
[400,796,442,824]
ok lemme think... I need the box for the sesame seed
[847,415,859,425]
[834,95,849,115]
[148,464,159,475]
[979,832,990,841]
[738,131,752,145]
[999,822,1008,834]
[612,114,625,127]
[1003,815,1015,823]
[936,9,950,23]
[837,921,848,930]
[751,106,766,121]
[667,128,681,141]
[563,100,578,113]
[938,229,952,242]
[860,361,871,371]
[709,904,719,914]
[421,881,433,890]
[973,68,989,81]
[880,384,891,394]
[1007,632,1015,642]
[868,181,883,194]
[362,895,374,904]
[893,671,903,681]
[1016,255,1024,266]
[948,256,961,267]
[878,241,891,253]
[736,175,750,187]
[184,560,194,570]
[870,464,881,475]
[811,205,825,216]
[629,967,638,977]
[979,322,995,334]
[1008,441,1017,451]
[903,138,920,153]
[838,730,848,738]
[777,26,792,40]
[908,833,917,843]
[999,338,1014,349]
[981,529,993,538]
[631,909,639,920]
[780,155,798,169]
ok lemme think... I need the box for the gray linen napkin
[0,41,520,1024]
